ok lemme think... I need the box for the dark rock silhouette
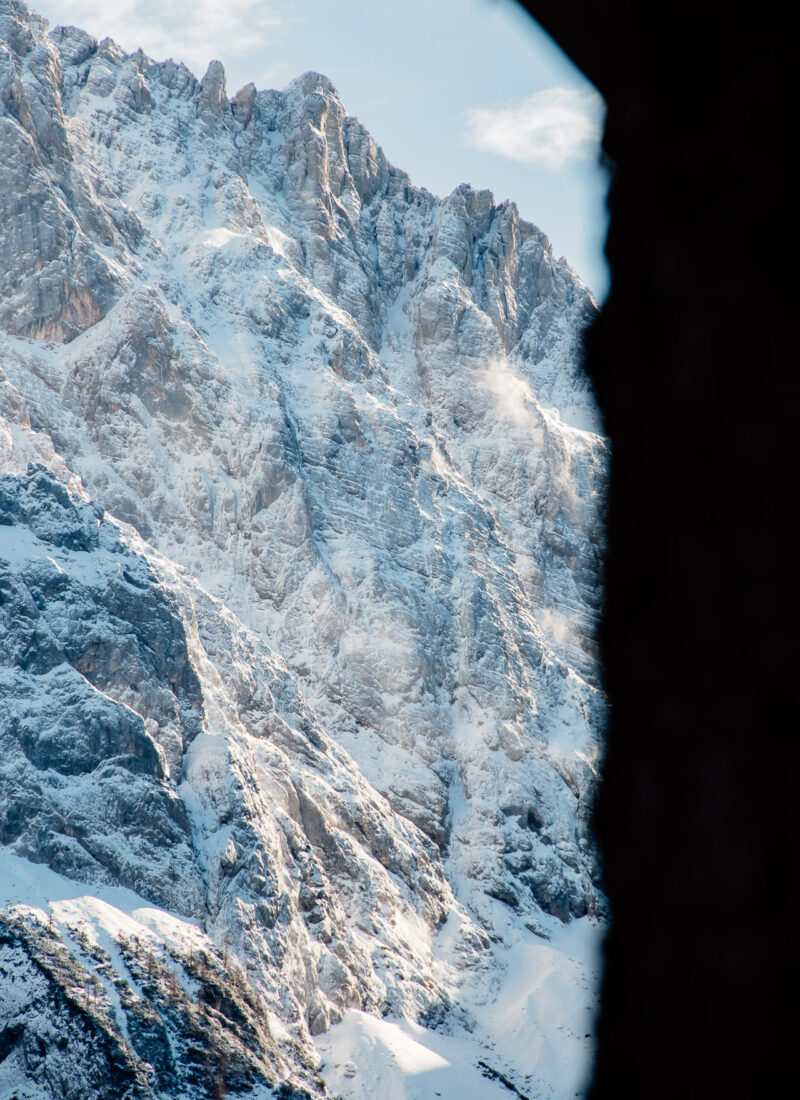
[520,2,792,1094]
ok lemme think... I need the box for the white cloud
[36,0,284,75]
[463,85,604,170]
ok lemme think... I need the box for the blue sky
[33,0,610,299]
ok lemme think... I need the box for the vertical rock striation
[0,2,607,1096]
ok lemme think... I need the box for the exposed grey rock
[0,460,476,1094]
[0,1,607,1096]
[232,81,256,126]
[0,908,304,1099]
[197,59,227,118]
[0,466,204,912]
[0,912,154,1100]
[0,4,117,341]
[48,24,96,68]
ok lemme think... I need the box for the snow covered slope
[0,2,607,1096]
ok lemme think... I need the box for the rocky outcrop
[0,2,118,340]
[0,2,607,1096]
[0,907,300,1099]
[0,466,204,910]
[0,460,484,1093]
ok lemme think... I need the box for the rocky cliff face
[0,2,607,1096]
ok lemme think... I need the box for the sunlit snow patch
[316,1010,498,1099]
[315,915,603,1100]
[0,847,207,958]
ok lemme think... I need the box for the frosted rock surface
[0,2,607,1096]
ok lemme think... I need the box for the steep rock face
[1,461,486,1096]
[0,466,203,911]
[0,906,294,1100]
[1,2,607,1096]
[0,3,118,340]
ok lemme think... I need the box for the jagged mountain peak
[286,69,343,101]
[197,57,228,114]
[1,2,607,1096]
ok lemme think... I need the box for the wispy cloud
[463,85,604,170]
[477,357,542,431]
[37,0,285,75]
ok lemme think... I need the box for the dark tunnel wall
[514,3,794,1095]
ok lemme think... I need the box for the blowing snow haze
[0,2,608,1097]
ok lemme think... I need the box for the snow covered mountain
[0,2,607,1097]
